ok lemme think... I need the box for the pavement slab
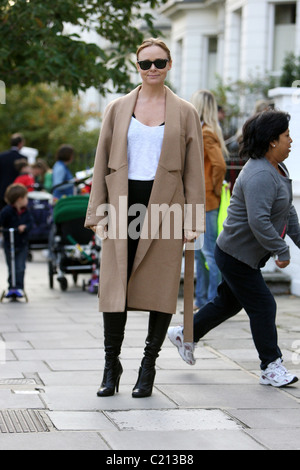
[99,429,264,450]
[0,250,300,450]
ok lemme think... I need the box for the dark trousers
[194,244,282,370]
[4,245,28,290]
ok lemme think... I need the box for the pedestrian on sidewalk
[52,144,74,200]
[0,133,26,211]
[0,184,33,297]
[191,90,227,310]
[13,159,38,192]
[85,38,205,398]
[169,109,300,388]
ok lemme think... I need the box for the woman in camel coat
[85,38,205,398]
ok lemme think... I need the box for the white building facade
[81,0,300,295]
[161,0,300,100]
[160,0,300,295]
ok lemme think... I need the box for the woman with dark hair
[52,144,74,199]
[169,109,300,388]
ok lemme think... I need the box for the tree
[280,52,300,87]
[212,72,277,140]
[0,0,167,95]
[0,83,100,165]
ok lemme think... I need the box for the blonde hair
[191,90,229,157]
[136,38,172,61]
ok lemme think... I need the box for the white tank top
[127,116,165,180]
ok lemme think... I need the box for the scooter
[0,228,29,303]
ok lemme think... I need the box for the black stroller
[48,195,100,292]
[27,191,53,260]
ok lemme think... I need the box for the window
[207,37,218,88]
[275,3,296,25]
[273,3,296,71]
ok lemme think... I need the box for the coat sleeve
[244,170,290,261]
[85,103,114,229]
[183,105,206,233]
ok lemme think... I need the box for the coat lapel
[105,87,141,295]
[105,86,183,282]
[107,87,141,171]
[131,88,183,275]
[159,87,182,172]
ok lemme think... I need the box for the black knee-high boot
[132,311,172,398]
[97,311,127,397]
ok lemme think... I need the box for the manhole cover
[0,410,50,433]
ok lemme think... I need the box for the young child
[0,184,33,298]
[14,159,36,192]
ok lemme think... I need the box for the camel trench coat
[85,86,205,315]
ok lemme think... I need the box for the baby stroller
[48,195,100,292]
[27,191,53,261]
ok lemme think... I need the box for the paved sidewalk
[0,251,299,450]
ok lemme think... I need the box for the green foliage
[0,83,100,170]
[0,0,168,95]
[212,72,277,137]
[280,52,300,87]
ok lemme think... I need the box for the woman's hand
[275,259,290,269]
[90,225,108,240]
[184,230,200,243]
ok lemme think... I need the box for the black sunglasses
[137,59,169,71]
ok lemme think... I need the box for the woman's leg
[194,245,243,342]
[220,263,281,370]
[169,245,242,366]
[195,249,209,308]
[194,279,242,342]
[214,245,282,370]
[97,311,127,397]
[172,246,284,373]
[195,209,221,308]
[132,311,172,398]
[203,209,222,303]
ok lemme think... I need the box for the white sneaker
[168,326,196,366]
[260,358,298,388]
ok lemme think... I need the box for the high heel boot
[132,311,172,398]
[97,311,127,397]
